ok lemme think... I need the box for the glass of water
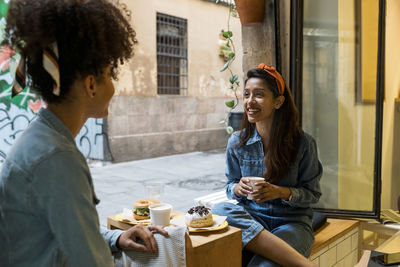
[144,181,165,202]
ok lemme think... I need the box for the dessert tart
[185,205,214,228]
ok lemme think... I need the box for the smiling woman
[212,63,322,266]
[240,65,301,184]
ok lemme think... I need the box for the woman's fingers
[253,183,284,202]
[135,225,158,253]
[148,232,158,254]
[236,177,267,197]
[148,225,169,236]
[254,192,272,203]
[118,224,159,253]
[242,177,250,184]
[255,194,270,203]
[239,185,251,195]
[240,178,253,191]
[125,239,148,252]
[237,187,244,196]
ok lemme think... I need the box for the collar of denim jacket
[245,128,262,146]
[38,108,75,144]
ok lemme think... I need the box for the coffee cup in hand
[245,177,265,200]
[149,203,172,226]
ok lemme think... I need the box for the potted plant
[215,0,240,134]
[235,0,265,26]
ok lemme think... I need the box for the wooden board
[375,230,400,254]
[311,218,360,255]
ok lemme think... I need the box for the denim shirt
[0,108,123,267]
[225,129,323,226]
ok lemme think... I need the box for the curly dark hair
[239,68,303,184]
[3,0,136,103]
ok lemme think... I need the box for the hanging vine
[216,0,240,134]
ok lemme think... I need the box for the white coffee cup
[245,177,265,200]
[149,203,172,226]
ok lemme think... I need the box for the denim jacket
[225,129,323,225]
[0,108,122,267]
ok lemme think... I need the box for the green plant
[217,0,240,134]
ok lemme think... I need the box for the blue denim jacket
[225,129,323,226]
[0,108,122,266]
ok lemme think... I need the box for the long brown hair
[239,68,303,184]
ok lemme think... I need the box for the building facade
[109,0,244,161]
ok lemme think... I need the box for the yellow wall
[338,0,400,211]
[361,0,379,102]
[338,0,375,210]
[115,0,243,98]
[381,0,400,209]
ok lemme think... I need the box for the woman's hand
[252,182,291,203]
[117,224,168,253]
[234,177,253,197]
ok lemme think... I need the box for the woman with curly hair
[0,0,168,266]
[212,64,322,267]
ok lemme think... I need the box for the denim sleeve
[33,151,114,266]
[282,136,323,207]
[225,134,247,202]
[100,227,124,252]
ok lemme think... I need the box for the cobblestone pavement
[90,149,226,227]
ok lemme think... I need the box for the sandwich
[133,199,159,220]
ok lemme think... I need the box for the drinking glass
[144,181,164,202]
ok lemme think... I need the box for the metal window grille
[157,13,188,95]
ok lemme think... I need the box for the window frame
[289,0,386,219]
[156,12,188,96]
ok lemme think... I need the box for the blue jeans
[212,202,314,267]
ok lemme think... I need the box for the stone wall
[108,96,229,162]
[241,0,276,72]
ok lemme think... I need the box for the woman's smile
[247,108,261,116]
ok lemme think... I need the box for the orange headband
[257,63,285,95]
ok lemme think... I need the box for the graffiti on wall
[0,103,109,164]
[0,0,109,164]
[0,104,35,164]
[75,118,109,162]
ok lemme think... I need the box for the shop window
[290,0,385,218]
